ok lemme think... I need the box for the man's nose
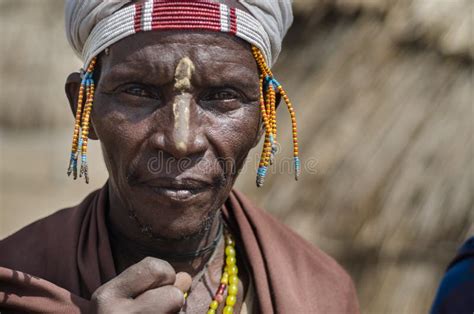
[153,92,207,160]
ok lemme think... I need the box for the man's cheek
[95,112,137,146]
[95,118,141,175]
[224,140,254,174]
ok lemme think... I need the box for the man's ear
[65,72,98,140]
[252,121,265,148]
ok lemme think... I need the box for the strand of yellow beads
[206,233,239,314]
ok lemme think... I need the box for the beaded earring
[67,57,97,184]
[252,47,300,187]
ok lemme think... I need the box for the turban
[65,0,293,68]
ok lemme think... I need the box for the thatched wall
[237,2,473,312]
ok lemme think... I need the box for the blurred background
[0,0,472,313]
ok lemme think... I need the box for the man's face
[89,31,261,239]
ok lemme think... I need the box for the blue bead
[257,166,267,177]
[271,79,280,90]
[294,157,301,169]
[263,76,273,91]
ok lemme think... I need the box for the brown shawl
[0,184,359,313]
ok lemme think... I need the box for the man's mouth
[138,178,212,201]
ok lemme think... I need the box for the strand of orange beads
[67,80,84,179]
[207,233,239,314]
[67,57,96,181]
[256,50,277,166]
[277,85,300,180]
[252,46,301,182]
[254,48,275,187]
[79,77,95,184]
[265,87,275,165]
[267,83,277,165]
[256,74,273,187]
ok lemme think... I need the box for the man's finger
[93,257,176,299]
[133,285,185,314]
[174,272,192,293]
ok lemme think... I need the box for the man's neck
[107,206,223,277]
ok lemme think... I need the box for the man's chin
[126,183,221,238]
[133,205,218,241]
[147,217,216,241]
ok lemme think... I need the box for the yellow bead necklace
[184,232,239,314]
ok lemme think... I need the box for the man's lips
[136,177,212,200]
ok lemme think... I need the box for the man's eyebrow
[195,61,257,84]
[199,73,257,90]
[100,61,171,85]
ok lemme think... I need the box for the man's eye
[202,89,239,101]
[124,85,155,98]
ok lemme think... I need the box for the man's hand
[90,257,192,314]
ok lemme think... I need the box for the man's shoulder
[259,204,354,286]
[2,205,78,238]
[231,190,357,299]
[0,189,100,273]
[230,190,359,312]
[0,206,79,267]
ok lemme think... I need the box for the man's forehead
[104,31,252,68]
[97,32,258,89]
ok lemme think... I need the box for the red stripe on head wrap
[134,3,143,32]
[230,7,237,35]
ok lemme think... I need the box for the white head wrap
[65,0,293,68]
[238,0,293,66]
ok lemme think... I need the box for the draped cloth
[0,184,359,313]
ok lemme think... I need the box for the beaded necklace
[183,232,239,314]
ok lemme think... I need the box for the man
[0,0,359,313]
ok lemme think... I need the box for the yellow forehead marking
[174,57,195,92]
[172,57,195,153]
